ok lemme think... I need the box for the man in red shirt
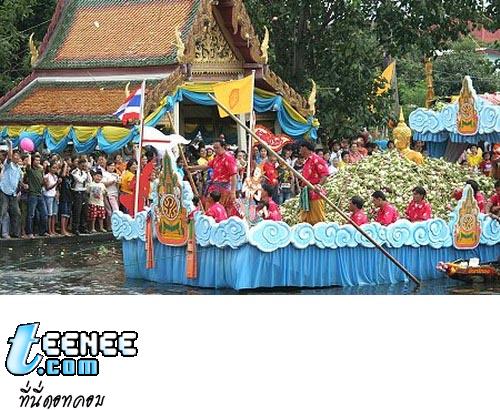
[189,139,238,217]
[299,140,330,225]
[405,186,432,222]
[205,191,228,223]
[349,196,369,226]
[372,190,399,226]
[486,180,500,216]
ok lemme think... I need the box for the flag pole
[134,80,147,215]
[207,93,420,287]
[247,70,256,179]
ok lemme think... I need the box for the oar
[208,93,421,287]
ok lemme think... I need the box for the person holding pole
[299,140,330,225]
[188,139,238,217]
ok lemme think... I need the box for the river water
[0,238,498,295]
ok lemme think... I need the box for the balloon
[19,138,35,152]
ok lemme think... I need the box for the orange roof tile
[37,0,199,69]
[0,81,147,124]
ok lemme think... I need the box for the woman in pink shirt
[348,142,365,164]
[372,190,399,226]
[205,191,228,223]
[349,196,368,226]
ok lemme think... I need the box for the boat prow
[437,259,500,283]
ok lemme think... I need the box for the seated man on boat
[405,186,432,222]
[349,196,369,226]
[205,191,228,223]
[372,190,399,226]
[486,180,500,217]
[299,140,330,225]
[257,184,282,222]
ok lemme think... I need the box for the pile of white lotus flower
[281,150,495,225]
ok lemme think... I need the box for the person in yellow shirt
[337,151,349,170]
[466,145,483,168]
[120,160,137,195]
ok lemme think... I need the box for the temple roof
[36,0,200,69]
[0,0,313,127]
[0,79,151,125]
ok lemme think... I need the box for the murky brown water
[0,237,498,295]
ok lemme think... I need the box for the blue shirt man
[0,139,22,238]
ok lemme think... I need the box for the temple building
[0,0,319,153]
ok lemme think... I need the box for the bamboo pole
[208,93,421,287]
[166,112,204,213]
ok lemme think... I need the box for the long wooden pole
[208,93,421,287]
[134,80,147,215]
[167,111,205,213]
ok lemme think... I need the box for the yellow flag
[376,61,395,95]
[213,75,254,118]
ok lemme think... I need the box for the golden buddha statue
[392,109,424,165]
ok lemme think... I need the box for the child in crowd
[257,184,282,221]
[479,151,492,177]
[338,151,349,170]
[43,162,60,236]
[87,171,107,233]
[103,160,121,212]
[205,191,228,223]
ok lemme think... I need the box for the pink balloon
[19,138,35,152]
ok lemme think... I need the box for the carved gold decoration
[193,17,239,64]
[173,25,186,63]
[29,33,39,67]
[125,82,131,99]
[230,0,266,63]
[263,68,310,117]
[457,76,479,136]
[145,68,186,115]
[260,26,270,64]
[308,79,317,116]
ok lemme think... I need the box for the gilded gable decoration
[230,0,266,63]
[145,68,186,115]
[174,26,187,63]
[260,26,270,64]
[193,18,239,64]
[29,33,39,67]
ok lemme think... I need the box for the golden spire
[260,26,270,64]
[308,79,317,116]
[28,33,39,67]
[393,108,412,151]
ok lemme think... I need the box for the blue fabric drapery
[122,240,497,290]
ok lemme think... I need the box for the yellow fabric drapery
[47,126,72,142]
[73,126,99,142]
[101,126,131,142]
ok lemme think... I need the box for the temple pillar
[238,114,247,151]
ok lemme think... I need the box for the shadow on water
[0,239,498,295]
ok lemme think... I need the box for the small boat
[437,259,500,283]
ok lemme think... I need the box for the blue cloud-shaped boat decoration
[113,211,500,252]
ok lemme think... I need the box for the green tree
[245,0,490,140]
[0,0,56,95]
[433,38,500,97]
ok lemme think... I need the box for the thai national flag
[114,86,143,125]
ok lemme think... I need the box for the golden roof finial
[260,26,270,64]
[308,79,317,116]
[125,82,131,99]
[28,33,39,67]
[173,25,186,63]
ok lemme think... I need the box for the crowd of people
[1,133,499,240]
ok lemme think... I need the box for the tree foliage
[0,0,56,95]
[246,0,491,140]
